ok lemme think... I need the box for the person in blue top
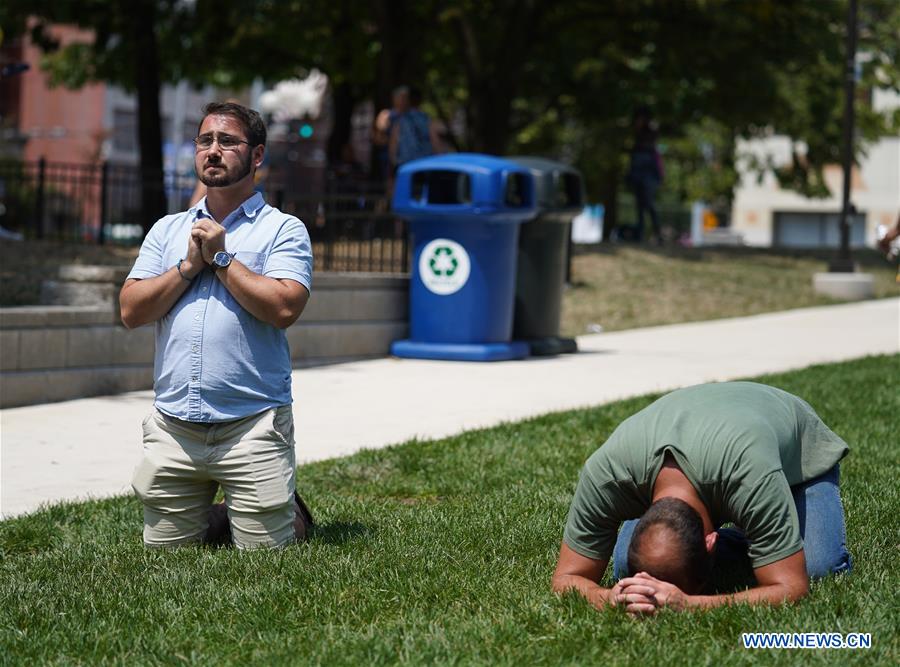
[120,102,314,549]
[389,86,436,172]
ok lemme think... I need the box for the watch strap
[176,258,193,282]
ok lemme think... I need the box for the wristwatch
[212,251,234,270]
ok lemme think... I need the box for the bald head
[627,497,711,593]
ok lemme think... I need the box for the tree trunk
[325,0,362,172]
[327,80,356,165]
[372,0,420,110]
[132,0,167,234]
[371,0,403,176]
[326,1,358,170]
[451,2,546,155]
[469,85,514,154]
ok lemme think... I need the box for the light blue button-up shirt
[127,192,313,422]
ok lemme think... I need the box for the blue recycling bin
[390,153,536,361]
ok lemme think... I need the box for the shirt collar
[188,191,265,222]
[240,191,265,219]
[188,197,211,220]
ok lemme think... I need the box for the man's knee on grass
[202,493,313,548]
[627,497,712,595]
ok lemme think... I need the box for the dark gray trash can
[509,157,584,355]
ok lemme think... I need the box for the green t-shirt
[563,382,849,568]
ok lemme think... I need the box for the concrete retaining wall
[0,273,408,408]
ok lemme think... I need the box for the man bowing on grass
[552,382,851,614]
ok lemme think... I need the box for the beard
[198,152,253,188]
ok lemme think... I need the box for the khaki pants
[132,405,296,549]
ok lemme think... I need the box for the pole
[98,161,109,245]
[35,157,46,240]
[830,0,857,273]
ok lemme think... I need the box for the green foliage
[660,119,738,206]
[2,0,898,206]
[0,161,37,232]
[421,0,900,206]
[1,356,898,664]
[3,1,177,91]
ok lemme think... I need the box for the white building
[731,89,900,248]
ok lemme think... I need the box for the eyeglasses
[193,132,252,151]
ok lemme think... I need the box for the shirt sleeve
[126,216,170,280]
[563,467,621,562]
[738,471,803,568]
[263,216,313,291]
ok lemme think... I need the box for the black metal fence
[0,159,408,273]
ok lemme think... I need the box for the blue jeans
[612,465,851,582]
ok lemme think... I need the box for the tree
[0,0,338,231]
[3,0,897,235]
[1,1,190,232]
[432,0,556,154]
[420,0,899,232]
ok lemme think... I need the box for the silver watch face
[213,251,232,268]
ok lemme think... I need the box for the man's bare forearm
[551,575,614,610]
[215,261,308,329]
[688,550,809,609]
[119,261,202,328]
[688,582,808,610]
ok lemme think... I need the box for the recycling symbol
[419,238,471,296]
[428,245,459,277]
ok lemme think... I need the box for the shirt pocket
[236,251,265,274]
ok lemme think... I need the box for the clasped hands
[611,572,689,617]
[181,218,228,278]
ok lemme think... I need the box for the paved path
[2,298,897,518]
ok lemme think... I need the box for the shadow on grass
[0,519,58,556]
[309,521,372,546]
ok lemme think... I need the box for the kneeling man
[552,382,850,614]
[121,102,313,548]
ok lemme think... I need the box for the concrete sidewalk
[2,298,898,519]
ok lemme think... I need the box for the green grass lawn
[561,246,900,336]
[2,355,898,665]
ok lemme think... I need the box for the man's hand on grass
[610,578,658,616]
[616,572,689,615]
